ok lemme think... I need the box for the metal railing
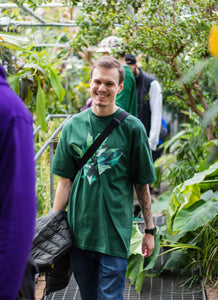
[34,114,73,207]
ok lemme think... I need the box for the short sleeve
[51,129,77,180]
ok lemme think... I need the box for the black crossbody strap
[77,110,129,171]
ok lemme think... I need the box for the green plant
[126,224,161,293]
[35,118,64,217]
[155,113,211,188]
[0,31,92,130]
[127,162,218,293]
[69,0,218,141]
[36,149,52,217]
[0,32,68,131]
[181,217,218,288]
[61,64,90,113]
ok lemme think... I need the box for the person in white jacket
[125,54,163,161]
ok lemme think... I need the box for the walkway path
[35,215,206,300]
[36,275,205,300]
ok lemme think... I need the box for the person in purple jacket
[0,65,36,300]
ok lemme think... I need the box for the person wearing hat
[96,36,137,117]
[125,54,163,161]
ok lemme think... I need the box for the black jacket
[31,210,72,272]
[31,210,73,295]
[135,68,155,136]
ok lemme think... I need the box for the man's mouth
[96,92,107,100]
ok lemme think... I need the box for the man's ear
[117,82,124,94]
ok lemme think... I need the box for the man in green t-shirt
[51,56,156,300]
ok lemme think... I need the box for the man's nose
[98,83,106,91]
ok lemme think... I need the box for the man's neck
[136,67,140,76]
[118,56,126,65]
[92,104,118,117]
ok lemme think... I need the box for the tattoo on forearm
[135,184,153,227]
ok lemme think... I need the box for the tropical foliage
[70,0,217,141]
[154,114,215,188]
[1,0,218,140]
[0,0,217,295]
[128,163,218,293]
[0,32,90,130]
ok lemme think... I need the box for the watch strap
[144,227,156,235]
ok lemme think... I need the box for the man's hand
[142,233,155,257]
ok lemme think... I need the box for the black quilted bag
[31,210,72,296]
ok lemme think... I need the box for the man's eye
[106,83,113,86]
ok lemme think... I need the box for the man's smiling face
[89,66,123,110]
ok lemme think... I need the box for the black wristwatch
[144,227,156,235]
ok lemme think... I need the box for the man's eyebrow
[93,79,116,84]
[106,81,116,84]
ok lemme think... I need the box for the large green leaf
[201,189,218,201]
[0,31,30,50]
[7,76,19,94]
[48,68,65,101]
[129,224,143,255]
[135,270,151,294]
[158,249,191,272]
[127,225,160,293]
[177,58,211,85]
[203,100,218,127]
[182,162,218,187]
[133,232,160,293]
[167,183,201,235]
[36,81,47,132]
[172,198,218,241]
[126,254,144,287]
[167,162,218,235]
[143,232,160,271]
[152,190,171,213]
[173,199,206,232]
[212,58,218,82]
[162,130,186,153]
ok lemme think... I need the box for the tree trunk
[205,122,216,141]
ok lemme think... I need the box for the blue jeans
[70,246,127,300]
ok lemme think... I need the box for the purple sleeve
[80,98,93,111]
[0,115,36,299]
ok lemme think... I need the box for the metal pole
[0,3,83,8]
[49,141,54,207]
[0,21,78,27]
[34,114,72,162]
[34,114,72,136]
[11,0,47,24]
[0,21,134,28]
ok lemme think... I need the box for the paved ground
[35,215,206,300]
[36,271,206,300]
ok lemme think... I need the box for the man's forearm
[53,177,73,211]
[135,184,154,229]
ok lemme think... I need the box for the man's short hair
[90,56,125,85]
[125,54,137,65]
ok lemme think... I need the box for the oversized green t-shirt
[51,108,156,259]
[115,65,137,117]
